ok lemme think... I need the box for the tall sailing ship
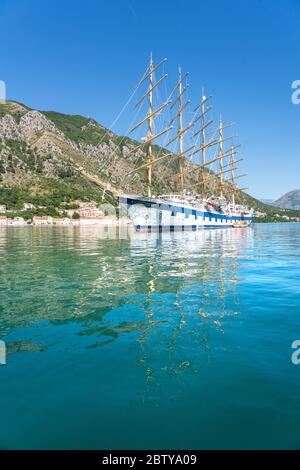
[121,54,253,232]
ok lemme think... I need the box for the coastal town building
[32,216,53,225]
[79,217,103,225]
[79,207,99,218]
[66,203,103,219]
[79,202,103,218]
[55,218,79,226]
[254,211,267,217]
[0,205,6,213]
[24,203,34,211]
[79,216,126,226]
[9,217,26,226]
[0,216,26,226]
[65,209,76,218]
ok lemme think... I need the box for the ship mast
[219,115,224,198]
[192,91,213,195]
[218,143,247,202]
[166,68,193,197]
[231,144,236,205]
[188,93,228,195]
[216,116,236,198]
[178,68,185,197]
[201,93,207,194]
[129,53,172,198]
[147,53,154,197]
[128,58,242,201]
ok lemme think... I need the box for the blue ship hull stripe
[121,197,252,222]
[135,224,240,232]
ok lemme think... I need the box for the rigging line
[158,82,200,185]
[147,78,172,148]
[160,66,173,147]
[152,69,170,140]
[78,64,150,173]
[128,120,174,179]
[188,132,201,162]
[106,79,147,156]
[102,64,149,140]
[145,118,176,190]
[128,71,192,190]
[157,81,173,150]
[99,85,148,174]
[129,71,177,178]
[154,93,178,189]
[102,64,171,172]
[206,102,220,179]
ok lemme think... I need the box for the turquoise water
[0,223,300,450]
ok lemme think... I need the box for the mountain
[273,190,300,210]
[0,100,202,209]
[260,199,274,205]
[0,100,300,222]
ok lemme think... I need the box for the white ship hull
[121,195,253,232]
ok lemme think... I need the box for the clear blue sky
[1,0,300,199]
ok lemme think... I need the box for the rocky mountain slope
[0,100,200,209]
[273,190,300,210]
[0,100,299,221]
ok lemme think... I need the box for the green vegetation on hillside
[42,111,110,146]
[0,101,31,124]
[235,191,300,220]
[0,176,116,210]
[0,100,300,222]
[4,208,61,220]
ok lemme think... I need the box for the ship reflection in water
[0,225,253,351]
[1,224,299,450]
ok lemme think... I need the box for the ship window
[215,218,217,222]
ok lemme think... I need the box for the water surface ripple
[0,223,299,449]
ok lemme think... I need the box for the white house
[24,203,34,211]
[55,218,79,226]
[9,217,26,226]
[79,217,103,225]
[0,205,6,213]
[32,216,53,225]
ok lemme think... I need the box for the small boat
[232,220,251,228]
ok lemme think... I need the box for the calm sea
[0,223,299,450]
